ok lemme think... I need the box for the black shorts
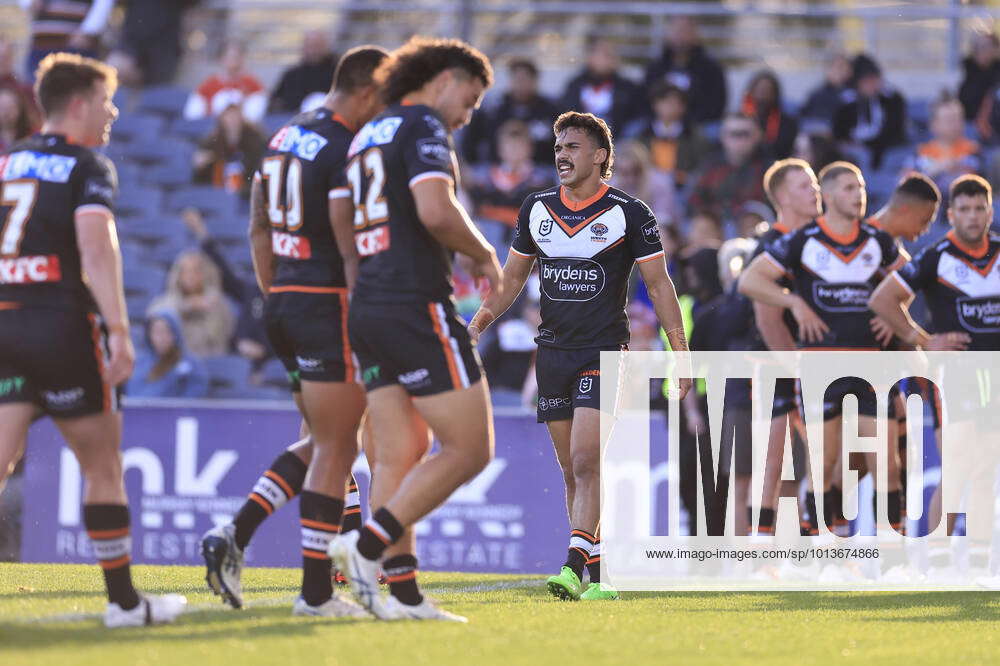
[535,345,623,423]
[349,298,482,397]
[265,289,356,391]
[0,308,119,417]
[802,377,898,421]
[772,378,798,418]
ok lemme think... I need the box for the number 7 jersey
[347,103,458,304]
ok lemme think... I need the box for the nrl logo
[539,219,553,236]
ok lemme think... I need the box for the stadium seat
[202,355,253,390]
[264,113,294,135]
[166,186,238,218]
[123,264,166,297]
[138,85,191,117]
[119,215,187,246]
[112,113,166,143]
[260,358,291,388]
[170,116,216,141]
[123,139,190,165]
[210,384,289,401]
[116,186,164,217]
[879,146,912,177]
[141,161,193,189]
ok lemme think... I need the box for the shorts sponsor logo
[812,282,871,312]
[0,151,76,182]
[272,231,312,259]
[363,365,380,384]
[578,376,593,394]
[0,255,62,284]
[42,387,85,409]
[356,225,390,256]
[348,116,404,156]
[641,220,661,245]
[295,356,322,370]
[538,396,571,411]
[537,328,555,343]
[957,295,1000,332]
[416,138,451,166]
[538,257,606,302]
[0,376,25,397]
[398,368,431,387]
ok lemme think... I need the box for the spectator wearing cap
[462,58,560,166]
[832,53,907,169]
[688,113,769,226]
[911,95,981,195]
[800,52,853,126]
[644,16,727,124]
[184,41,267,123]
[740,69,798,159]
[634,81,711,187]
[960,32,1000,121]
[559,36,642,137]
[19,0,113,78]
[269,30,339,114]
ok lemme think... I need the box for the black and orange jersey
[763,217,902,349]
[510,184,665,349]
[892,230,1000,351]
[748,222,797,350]
[259,108,354,289]
[348,103,458,304]
[0,134,117,312]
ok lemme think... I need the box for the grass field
[2,563,1000,665]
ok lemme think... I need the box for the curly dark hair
[553,111,615,180]
[377,36,493,105]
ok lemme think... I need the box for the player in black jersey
[740,161,907,537]
[870,174,997,571]
[747,158,822,537]
[468,112,691,601]
[0,54,185,627]
[201,47,389,617]
[329,37,501,622]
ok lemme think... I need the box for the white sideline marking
[9,578,545,625]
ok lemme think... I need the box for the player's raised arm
[76,206,133,386]
[247,173,274,294]
[411,177,503,295]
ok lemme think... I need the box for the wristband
[470,307,496,331]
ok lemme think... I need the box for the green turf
[2,563,1000,665]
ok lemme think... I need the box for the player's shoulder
[604,185,654,217]
[526,186,559,202]
[348,104,444,158]
[266,109,347,162]
[0,134,100,183]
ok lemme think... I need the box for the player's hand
[676,377,693,402]
[106,330,135,387]
[870,316,895,347]
[790,297,829,344]
[925,331,971,351]
[463,250,503,298]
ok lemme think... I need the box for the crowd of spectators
[6,7,1000,402]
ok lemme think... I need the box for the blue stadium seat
[118,215,187,245]
[166,186,238,218]
[112,113,166,143]
[260,358,291,388]
[210,385,289,401]
[116,186,164,217]
[123,264,166,297]
[264,113,294,135]
[139,85,191,117]
[170,116,216,141]
[202,355,252,389]
[880,145,912,177]
[126,293,151,322]
[122,138,184,165]
[141,161,192,189]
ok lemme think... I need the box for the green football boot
[580,582,619,600]
[546,566,583,600]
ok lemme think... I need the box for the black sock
[357,507,404,560]
[565,529,595,579]
[586,540,601,583]
[757,507,776,535]
[805,492,819,536]
[342,475,362,534]
[84,504,140,610]
[384,554,423,605]
[828,485,844,533]
[234,450,307,550]
[300,491,343,606]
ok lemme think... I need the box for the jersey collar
[947,229,990,259]
[559,183,609,211]
[816,215,860,246]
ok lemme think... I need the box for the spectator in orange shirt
[913,96,981,194]
[191,103,267,198]
[184,41,266,123]
[741,69,798,159]
[634,81,711,187]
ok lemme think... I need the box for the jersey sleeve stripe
[408,171,454,189]
[328,187,351,200]
[889,270,914,297]
[635,250,665,263]
[74,204,113,218]
[509,247,535,258]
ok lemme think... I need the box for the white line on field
[6,578,545,625]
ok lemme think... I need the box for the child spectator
[192,104,266,198]
[127,311,209,398]
[634,82,711,187]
